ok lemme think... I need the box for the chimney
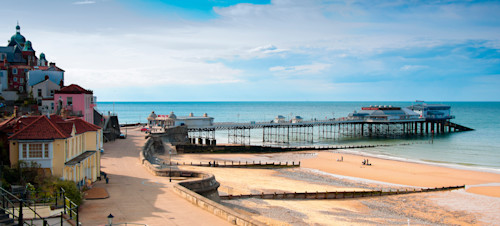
[13,106,19,117]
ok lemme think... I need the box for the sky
[1,0,499,101]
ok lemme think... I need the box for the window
[44,144,49,158]
[22,144,27,158]
[13,77,17,82]
[12,68,17,75]
[51,103,54,110]
[50,90,54,96]
[29,144,43,158]
[38,89,42,97]
[67,97,73,106]
[20,78,24,83]
[20,143,50,159]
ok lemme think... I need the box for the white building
[291,116,303,123]
[274,115,286,123]
[148,111,214,129]
[407,102,454,120]
[31,78,60,113]
[348,105,422,122]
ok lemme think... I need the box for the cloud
[269,63,331,75]
[73,0,96,5]
[400,65,429,71]
[3,0,499,100]
[246,44,287,58]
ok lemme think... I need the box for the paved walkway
[79,128,231,226]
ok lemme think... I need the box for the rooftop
[56,84,93,94]
[8,114,101,140]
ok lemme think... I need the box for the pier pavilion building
[347,105,421,121]
[147,111,214,129]
[407,102,454,120]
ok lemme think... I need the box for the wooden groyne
[220,185,465,200]
[167,160,300,168]
[176,141,431,154]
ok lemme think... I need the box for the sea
[96,101,500,172]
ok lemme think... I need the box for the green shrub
[52,180,83,206]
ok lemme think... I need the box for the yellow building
[9,115,102,186]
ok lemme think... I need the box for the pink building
[54,84,96,124]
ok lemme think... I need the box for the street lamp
[107,213,114,226]
[169,150,172,182]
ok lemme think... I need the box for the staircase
[0,208,15,226]
[0,187,50,226]
[445,121,474,132]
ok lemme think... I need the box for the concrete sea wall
[140,137,264,226]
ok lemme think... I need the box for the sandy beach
[169,149,500,225]
[81,126,500,225]
[302,151,500,196]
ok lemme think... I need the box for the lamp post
[169,150,172,182]
[107,213,114,226]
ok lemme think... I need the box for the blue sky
[1,0,499,101]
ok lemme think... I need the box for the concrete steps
[0,209,16,226]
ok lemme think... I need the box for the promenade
[79,127,230,226]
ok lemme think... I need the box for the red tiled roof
[0,116,40,134]
[0,117,16,130]
[66,118,101,133]
[9,115,69,140]
[17,116,40,126]
[55,122,74,136]
[48,114,65,123]
[56,84,92,94]
[6,113,102,140]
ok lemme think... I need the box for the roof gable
[66,118,101,134]
[56,84,92,94]
[9,115,70,140]
[32,78,59,87]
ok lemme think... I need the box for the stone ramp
[84,187,109,200]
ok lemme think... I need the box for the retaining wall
[139,140,265,225]
[173,184,265,226]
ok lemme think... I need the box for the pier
[148,103,474,145]
[187,118,473,145]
